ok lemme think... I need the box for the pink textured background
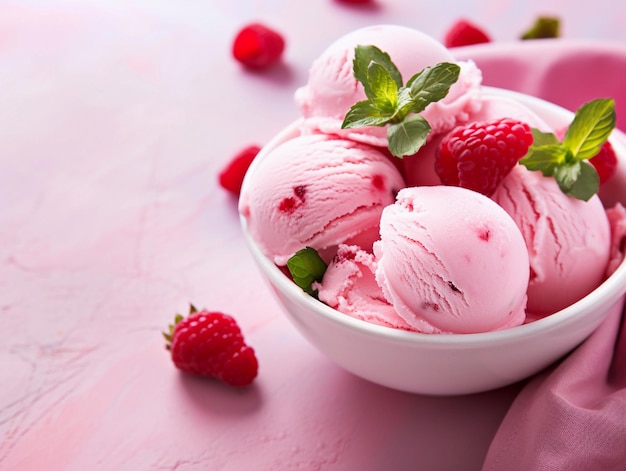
[2,1,626,470]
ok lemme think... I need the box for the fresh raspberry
[435,118,534,196]
[164,306,258,387]
[218,145,261,195]
[334,0,373,4]
[444,19,491,48]
[590,140,618,184]
[232,23,285,69]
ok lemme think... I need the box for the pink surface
[2,1,626,470]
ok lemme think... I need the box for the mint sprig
[520,16,561,40]
[287,247,328,296]
[341,45,460,158]
[520,98,616,201]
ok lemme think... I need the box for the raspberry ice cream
[239,133,404,265]
[492,165,611,317]
[314,244,415,330]
[240,24,624,336]
[295,24,483,147]
[374,186,530,334]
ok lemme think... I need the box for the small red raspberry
[164,306,258,387]
[435,118,534,196]
[232,23,285,69]
[589,140,618,184]
[218,145,261,195]
[444,19,491,48]
[334,0,373,4]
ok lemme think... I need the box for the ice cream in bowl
[238,25,626,395]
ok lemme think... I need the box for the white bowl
[240,87,626,396]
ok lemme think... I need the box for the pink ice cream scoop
[492,165,611,318]
[314,244,415,331]
[375,186,530,334]
[239,133,405,266]
[294,24,483,147]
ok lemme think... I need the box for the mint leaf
[341,45,461,157]
[366,61,399,111]
[353,45,402,92]
[554,160,582,192]
[287,247,327,296]
[342,100,393,128]
[521,16,560,40]
[520,98,615,201]
[554,161,599,201]
[388,115,431,157]
[406,62,461,113]
[531,128,560,146]
[563,98,616,160]
[568,162,600,201]
[341,45,460,158]
[519,144,567,175]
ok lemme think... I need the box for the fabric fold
[483,300,626,470]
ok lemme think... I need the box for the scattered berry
[444,19,491,48]
[218,145,261,195]
[435,118,534,196]
[164,305,258,387]
[232,23,285,69]
[590,140,618,184]
[334,0,373,4]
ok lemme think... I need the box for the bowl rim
[240,86,626,347]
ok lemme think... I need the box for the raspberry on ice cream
[374,186,530,334]
[435,117,534,196]
[402,90,552,188]
[239,133,405,266]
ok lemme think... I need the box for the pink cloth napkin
[455,39,626,471]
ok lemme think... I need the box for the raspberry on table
[435,118,534,196]
[444,19,491,48]
[232,23,285,69]
[164,306,259,387]
[219,145,261,195]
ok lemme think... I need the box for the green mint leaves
[287,247,327,296]
[520,98,616,201]
[341,45,460,158]
[521,16,561,40]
